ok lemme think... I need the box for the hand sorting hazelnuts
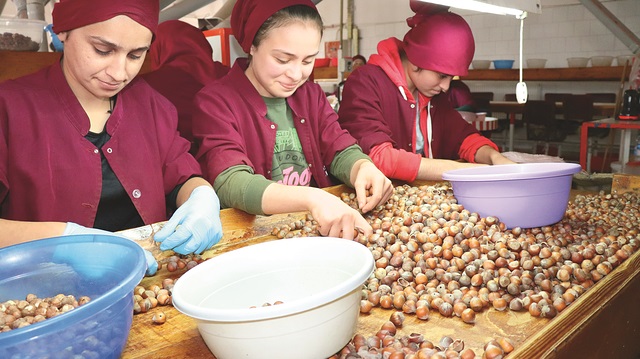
[133,183,639,357]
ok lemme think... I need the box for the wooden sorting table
[121,178,640,359]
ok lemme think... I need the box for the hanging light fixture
[418,0,542,104]
[417,0,541,17]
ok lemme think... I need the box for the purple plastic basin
[442,163,582,229]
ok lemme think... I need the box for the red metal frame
[580,118,640,171]
[203,28,233,67]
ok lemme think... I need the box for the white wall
[316,0,640,100]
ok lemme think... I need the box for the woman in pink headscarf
[0,0,223,275]
[192,0,393,240]
[338,1,513,181]
[142,20,229,155]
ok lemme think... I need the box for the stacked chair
[586,92,617,104]
[522,100,568,156]
[562,94,610,171]
[470,92,494,115]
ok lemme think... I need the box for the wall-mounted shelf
[462,66,630,82]
[0,51,152,83]
[312,65,630,82]
[312,66,354,81]
[5,51,628,85]
[313,66,337,80]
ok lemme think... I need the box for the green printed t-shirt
[213,97,369,215]
[265,96,313,186]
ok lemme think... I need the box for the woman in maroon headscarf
[447,78,475,112]
[0,0,223,275]
[192,0,393,240]
[338,1,513,182]
[142,20,229,155]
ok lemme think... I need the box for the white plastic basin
[171,237,374,359]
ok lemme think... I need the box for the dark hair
[253,5,323,48]
[399,47,408,62]
[352,54,366,64]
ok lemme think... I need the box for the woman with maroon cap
[142,20,229,155]
[351,54,367,71]
[192,0,393,240]
[0,0,223,275]
[338,2,513,182]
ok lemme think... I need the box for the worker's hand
[491,153,517,165]
[475,145,516,166]
[352,160,394,213]
[154,186,223,255]
[308,190,372,240]
[60,222,158,276]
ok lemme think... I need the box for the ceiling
[159,0,324,22]
[0,0,624,21]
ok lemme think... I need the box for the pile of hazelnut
[0,293,90,332]
[131,183,639,356]
[329,313,514,359]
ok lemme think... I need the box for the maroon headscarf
[231,0,317,53]
[403,1,475,76]
[406,0,450,27]
[52,0,159,37]
[149,20,219,79]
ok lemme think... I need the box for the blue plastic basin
[493,59,515,69]
[0,234,146,359]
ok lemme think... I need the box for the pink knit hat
[231,0,317,53]
[52,0,159,37]
[403,2,475,76]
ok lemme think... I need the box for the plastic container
[0,234,146,359]
[457,110,477,122]
[0,17,46,51]
[618,89,639,121]
[471,60,491,69]
[590,56,614,67]
[616,55,634,67]
[172,237,374,359]
[442,163,582,229]
[493,60,515,69]
[567,57,589,68]
[611,161,640,175]
[610,161,622,173]
[526,58,547,68]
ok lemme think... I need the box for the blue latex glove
[62,222,158,276]
[154,186,223,255]
[45,24,64,52]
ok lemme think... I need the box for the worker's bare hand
[308,191,372,240]
[352,160,394,213]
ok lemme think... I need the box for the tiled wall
[317,0,639,100]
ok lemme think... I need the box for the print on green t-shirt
[263,97,312,186]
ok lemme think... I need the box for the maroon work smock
[141,19,229,147]
[0,62,202,227]
[338,65,478,160]
[192,58,357,188]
